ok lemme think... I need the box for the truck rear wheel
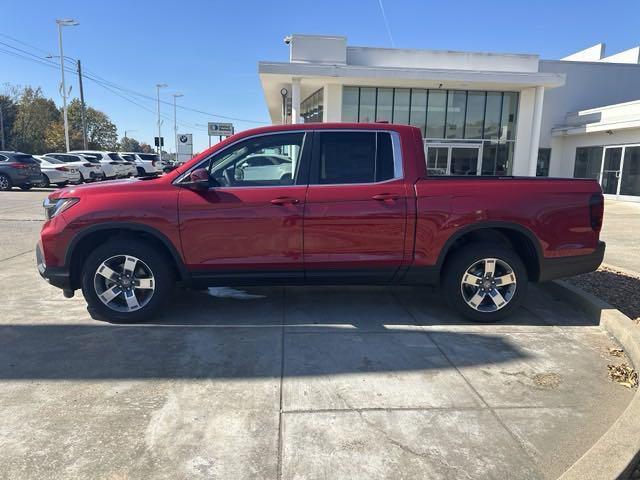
[442,245,528,322]
[81,239,173,323]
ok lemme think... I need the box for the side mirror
[181,168,210,190]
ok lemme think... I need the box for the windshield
[13,154,37,164]
[78,153,101,163]
[107,153,123,161]
[137,154,159,161]
[43,157,63,164]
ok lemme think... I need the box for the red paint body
[38,123,604,291]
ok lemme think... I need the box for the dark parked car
[0,151,43,191]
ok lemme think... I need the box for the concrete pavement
[0,190,634,479]
[601,199,640,274]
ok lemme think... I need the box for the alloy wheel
[460,258,517,312]
[93,255,155,312]
[0,175,9,190]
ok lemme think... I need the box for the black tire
[0,174,11,191]
[137,167,145,177]
[78,172,85,183]
[441,244,528,323]
[41,175,51,188]
[55,182,69,188]
[280,173,292,185]
[81,239,174,323]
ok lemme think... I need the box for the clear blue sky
[2,0,639,152]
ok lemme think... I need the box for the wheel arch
[65,222,189,290]
[436,222,543,282]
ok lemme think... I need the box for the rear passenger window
[316,131,395,184]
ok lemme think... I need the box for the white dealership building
[259,34,640,201]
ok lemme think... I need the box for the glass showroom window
[342,86,359,122]
[426,90,447,139]
[342,86,518,141]
[301,88,324,123]
[393,89,410,125]
[574,147,603,179]
[340,86,519,175]
[445,91,467,139]
[376,88,393,122]
[409,89,427,136]
[465,92,486,140]
[621,146,640,197]
[537,148,551,176]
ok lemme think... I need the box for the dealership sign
[208,122,234,137]
[176,133,193,162]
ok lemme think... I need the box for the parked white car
[67,151,121,179]
[33,155,81,187]
[43,153,103,183]
[120,152,163,176]
[107,152,137,177]
[235,153,293,183]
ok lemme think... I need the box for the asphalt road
[0,189,634,480]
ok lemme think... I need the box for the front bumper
[36,242,72,291]
[538,241,606,282]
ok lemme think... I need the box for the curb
[542,280,640,480]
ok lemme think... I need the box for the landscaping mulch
[567,266,640,323]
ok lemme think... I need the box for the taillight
[83,163,92,167]
[8,162,28,169]
[589,193,604,231]
[55,166,69,172]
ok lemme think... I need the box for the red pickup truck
[37,123,605,323]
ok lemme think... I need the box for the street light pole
[56,19,79,152]
[172,93,183,163]
[76,59,88,149]
[0,104,5,150]
[155,83,167,161]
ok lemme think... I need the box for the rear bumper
[36,243,72,291]
[538,241,605,282]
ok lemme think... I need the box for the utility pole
[155,83,167,161]
[172,93,183,163]
[56,19,79,152]
[77,59,88,149]
[0,104,5,150]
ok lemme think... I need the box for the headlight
[43,197,79,220]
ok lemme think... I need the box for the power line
[0,34,268,125]
[377,0,395,48]
[0,47,208,133]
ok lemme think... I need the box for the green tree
[67,99,118,150]
[0,85,20,150]
[119,136,142,152]
[139,142,154,153]
[11,87,60,154]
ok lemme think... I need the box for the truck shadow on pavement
[0,283,604,381]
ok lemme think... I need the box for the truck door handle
[372,193,400,201]
[270,197,300,205]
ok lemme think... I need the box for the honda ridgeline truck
[37,123,605,323]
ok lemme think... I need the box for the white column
[512,88,535,176]
[291,78,301,124]
[527,86,545,176]
[323,84,342,122]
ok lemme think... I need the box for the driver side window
[208,133,304,187]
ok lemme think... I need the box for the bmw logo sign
[179,135,188,143]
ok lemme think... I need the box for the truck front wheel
[442,245,528,322]
[81,239,174,323]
